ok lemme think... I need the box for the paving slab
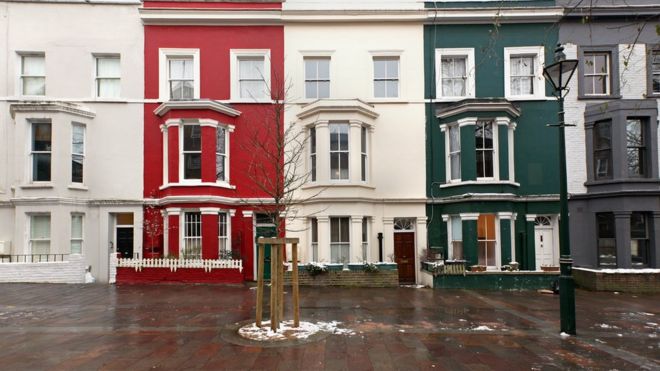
[0,284,658,370]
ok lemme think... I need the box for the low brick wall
[116,267,244,284]
[0,255,86,283]
[573,268,660,293]
[434,272,559,291]
[284,266,399,287]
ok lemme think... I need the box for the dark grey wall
[559,20,659,46]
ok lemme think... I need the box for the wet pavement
[0,283,658,370]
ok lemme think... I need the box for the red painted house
[139,0,284,282]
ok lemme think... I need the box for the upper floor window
[216,127,227,182]
[596,212,616,267]
[593,120,612,180]
[584,52,610,96]
[329,123,349,180]
[475,121,494,179]
[182,124,201,180]
[309,127,316,182]
[504,46,544,99]
[20,54,45,96]
[626,119,646,177]
[71,214,83,254]
[373,57,399,98]
[30,214,51,255]
[231,50,270,102]
[330,217,349,264]
[95,56,120,98]
[71,123,85,184]
[650,48,660,95]
[305,58,330,99]
[448,125,461,181]
[31,122,51,182]
[159,49,200,101]
[360,127,368,182]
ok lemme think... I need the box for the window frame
[216,126,229,182]
[475,120,496,180]
[577,45,620,99]
[94,54,121,99]
[435,48,475,101]
[630,212,650,268]
[361,217,369,262]
[360,126,368,182]
[329,123,350,181]
[182,211,202,259]
[448,216,463,260]
[625,118,647,178]
[304,57,330,99]
[309,127,317,182]
[158,48,200,101]
[446,124,461,182]
[18,53,46,97]
[179,123,202,182]
[477,214,498,268]
[71,123,85,185]
[28,213,51,256]
[30,121,52,183]
[592,119,613,180]
[310,217,318,262]
[596,212,617,268]
[372,56,400,99]
[218,211,231,258]
[330,216,350,264]
[70,213,84,255]
[230,49,271,103]
[503,46,545,100]
[647,46,660,97]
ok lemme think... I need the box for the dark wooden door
[394,232,415,284]
[117,227,134,258]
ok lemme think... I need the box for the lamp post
[542,44,579,335]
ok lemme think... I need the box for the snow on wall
[0,255,86,283]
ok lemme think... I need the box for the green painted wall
[434,273,559,290]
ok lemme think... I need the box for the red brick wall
[117,267,243,284]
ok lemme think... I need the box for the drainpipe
[377,233,383,262]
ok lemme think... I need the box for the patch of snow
[595,339,606,344]
[640,312,654,316]
[238,320,355,342]
[458,319,467,322]
[649,334,657,338]
[400,284,425,288]
[645,322,658,327]
[574,267,660,274]
[560,332,571,338]
[617,334,623,337]
[472,325,494,331]
[597,323,619,329]
[398,329,405,333]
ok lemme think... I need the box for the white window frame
[361,217,369,262]
[28,213,51,256]
[329,123,350,181]
[309,126,317,182]
[476,120,497,180]
[18,53,45,97]
[372,55,400,98]
[477,214,500,269]
[435,48,475,101]
[445,124,461,183]
[71,123,86,185]
[70,213,84,255]
[179,123,202,183]
[158,48,200,101]
[446,215,463,260]
[360,126,368,182]
[93,54,121,99]
[330,216,350,264]
[181,211,202,259]
[310,217,318,262]
[304,57,330,99]
[218,211,231,258]
[504,46,545,100]
[230,49,271,103]
[216,126,229,182]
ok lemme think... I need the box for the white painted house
[0,0,144,282]
[282,0,428,283]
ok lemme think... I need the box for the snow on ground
[400,284,426,288]
[560,332,571,338]
[471,325,495,331]
[574,268,660,274]
[597,323,619,329]
[238,320,354,341]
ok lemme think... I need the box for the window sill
[20,183,54,189]
[302,182,376,190]
[229,98,274,104]
[578,95,621,100]
[68,184,89,191]
[159,181,236,190]
[504,95,553,102]
[440,180,520,188]
[585,178,660,186]
[366,98,407,104]
[434,96,474,103]
[88,98,128,103]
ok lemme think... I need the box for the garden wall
[0,255,86,283]
[116,267,244,284]
[283,264,399,287]
[573,268,660,293]
[433,272,559,290]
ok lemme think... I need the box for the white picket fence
[117,258,243,272]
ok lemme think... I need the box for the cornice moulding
[10,101,96,119]
[297,99,379,121]
[139,8,283,25]
[154,100,242,117]
[426,7,563,24]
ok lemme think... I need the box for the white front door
[534,216,557,268]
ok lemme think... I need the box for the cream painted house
[0,0,144,282]
[282,0,427,283]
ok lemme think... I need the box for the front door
[255,225,276,280]
[534,216,557,268]
[117,227,134,258]
[394,232,415,284]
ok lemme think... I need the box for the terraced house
[424,0,566,284]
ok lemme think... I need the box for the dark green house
[424,1,564,282]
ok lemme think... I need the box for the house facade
[0,0,144,283]
[558,0,660,269]
[141,0,284,281]
[425,1,565,272]
[282,0,428,283]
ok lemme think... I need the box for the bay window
[329,123,349,180]
[330,217,350,264]
[449,216,463,260]
[477,214,497,267]
[626,119,646,177]
[218,212,229,257]
[310,218,318,262]
[216,127,227,182]
[71,123,85,184]
[309,127,316,182]
[630,212,649,267]
[475,121,494,179]
[71,214,83,254]
[20,54,45,96]
[32,122,52,182]
[593,120,613,180]
[30,214,50,255]
[361,126,368,182]
[597,213,616,267]
[182,124,202,180]
[182,212,202,259]
[448,125,461,181]
[361,217,369,261]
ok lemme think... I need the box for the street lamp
[543,44,578,335]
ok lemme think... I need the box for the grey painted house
[559,0,660,269]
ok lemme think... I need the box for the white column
[349,120,363,183]
[350,215,363,263]
[317,216,330,263]
[315,121,330,183]
[383,217,394,262]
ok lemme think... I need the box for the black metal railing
[0,254,69,263]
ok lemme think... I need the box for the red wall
[117,267,244,284]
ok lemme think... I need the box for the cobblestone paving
[0,284,658,370]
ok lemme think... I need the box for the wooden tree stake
[256,243,265,327]
[292,242,300,327]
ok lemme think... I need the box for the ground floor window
[477,214,496,267]
[330,217,349,264]
[449,216,463,260]
[29,214,50,255]
[71,214,83,254]
[597,213,616,267]
[310,218,318,262]
[361,217,369,261]
[218,212,229,258]
[183,212,202,259]
[630,212,649,267]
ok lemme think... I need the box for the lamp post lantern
[543,44,578,335]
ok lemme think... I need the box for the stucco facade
[0,1,144,282]
[559,1,660,269]
[283,1,428,283]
